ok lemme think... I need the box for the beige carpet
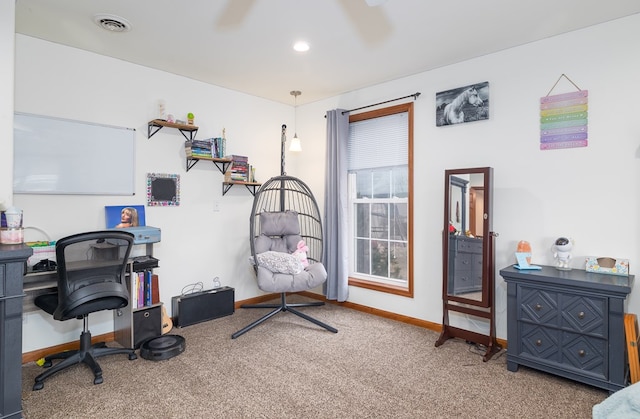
[21,297,608,418]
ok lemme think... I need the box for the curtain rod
[341,92,421,114]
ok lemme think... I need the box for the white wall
[10,13,640,352]
[0,0,15,208]
[13,35,294,351]
[295,14,640,339]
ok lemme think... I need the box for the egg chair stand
[231,292,335,339]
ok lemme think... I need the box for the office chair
[232,175,338,339]
[32,230,138,391]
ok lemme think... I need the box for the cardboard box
[585,256,629,276]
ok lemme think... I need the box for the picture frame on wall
[436,81,489,126]
[147,173,180,206]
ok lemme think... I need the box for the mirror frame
[443,167,492,308]
[436,166,499,361]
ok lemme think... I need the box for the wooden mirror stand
[435,167,500,361]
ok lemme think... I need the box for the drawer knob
[578,311,585,319]
[578,349,586,357]
[535,339,542,346]
[534,303,542,311]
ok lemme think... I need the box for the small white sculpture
[552,237,573,270]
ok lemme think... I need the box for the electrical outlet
[213,201,221,212]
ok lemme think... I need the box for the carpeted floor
[21,297,609,418]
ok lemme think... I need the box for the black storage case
[133,304,162,348]
[172,286,234,327]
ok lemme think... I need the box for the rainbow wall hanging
[540,74,588,151]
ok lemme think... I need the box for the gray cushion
[260,211,300,236]
[256,262,327,293]
[255,234,301,254]
[252,210,327,292]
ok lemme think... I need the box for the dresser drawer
[561,331,606,379]
[559,294,606,337]
[518,286,606,336]
[455,239,482,254]
[519,323,607,380]
[518,287,560,326]
[520,322,561,361]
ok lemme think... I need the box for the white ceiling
[14,0,640,105]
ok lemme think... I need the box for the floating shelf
[186,156,232,173]
[148,119,199,141]
[223,181,261,196]
[146,119,258,196]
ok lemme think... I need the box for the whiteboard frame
[13,112,136,195]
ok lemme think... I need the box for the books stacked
[224,155,250,182]
[184,137,226,158]
[185,138,214,158]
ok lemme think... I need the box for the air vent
[93,14,132,33]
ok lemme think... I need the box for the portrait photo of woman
[105,205,146,229]
[115,207,139,228]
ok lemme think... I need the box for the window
[347,103,413,297]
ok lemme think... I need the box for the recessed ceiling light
[293,41,310,52]
[93,14,132,33]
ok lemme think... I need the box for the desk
[23,252,161,350]
[23,270,57,312]
[0,243,32,419]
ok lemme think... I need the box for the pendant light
[290,90,302,152]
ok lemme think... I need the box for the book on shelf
[213,137,226,158]
[225,154,248,162]
[144,270,152,307]
[138,272,144,308]
[151,274,160,305]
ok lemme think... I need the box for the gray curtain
[323,109,349,302]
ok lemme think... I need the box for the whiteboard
[13,113,135,195]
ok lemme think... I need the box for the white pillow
[255,251,304,274]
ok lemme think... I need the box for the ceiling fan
[216,0,390,43]
[364,0,388,6]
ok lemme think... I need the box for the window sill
[348,277,413,298]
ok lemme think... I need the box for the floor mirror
[435,167,500,361]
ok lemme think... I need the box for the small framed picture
[147,173,180,206]
[436,81,489,126]
[105,205,146,229]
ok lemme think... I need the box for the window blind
[348,112,408,171]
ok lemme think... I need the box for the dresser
[448,235,483,295]
[1,244,32,419]
[500,265,633,392]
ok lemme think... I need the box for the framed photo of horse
[436,82,489,126]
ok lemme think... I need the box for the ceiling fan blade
[215,0,256,28]
[339,0,392,45]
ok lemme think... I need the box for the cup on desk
[0,207,25,244]
[2,207,23,228]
